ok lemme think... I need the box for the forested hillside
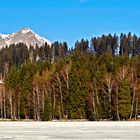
[0,32,140,121]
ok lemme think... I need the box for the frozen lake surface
[0,121,140,140]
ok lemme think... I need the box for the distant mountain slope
[0,28,51,48]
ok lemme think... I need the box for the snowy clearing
[0,121,139,140]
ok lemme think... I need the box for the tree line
[0,32,140,121]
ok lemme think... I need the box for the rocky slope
[0,28,51,48]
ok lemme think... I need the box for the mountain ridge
[0,28,51,48]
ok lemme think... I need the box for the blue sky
[0,0,140,47]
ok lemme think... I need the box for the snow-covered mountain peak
[0,28,51,48]
[20,27,33,34]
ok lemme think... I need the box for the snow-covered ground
[0,121,140,140]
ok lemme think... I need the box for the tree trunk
[0,89,3,119]
[135,99,138,120]
[9,91,13,119]
[3,88,6,119]
[54,74,64,119]
[33,88,37,120]
[116,85,120,121]
[130,87,136,120]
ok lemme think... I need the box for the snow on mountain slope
[0,28,51,48]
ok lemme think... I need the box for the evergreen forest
[0,32,140,121]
